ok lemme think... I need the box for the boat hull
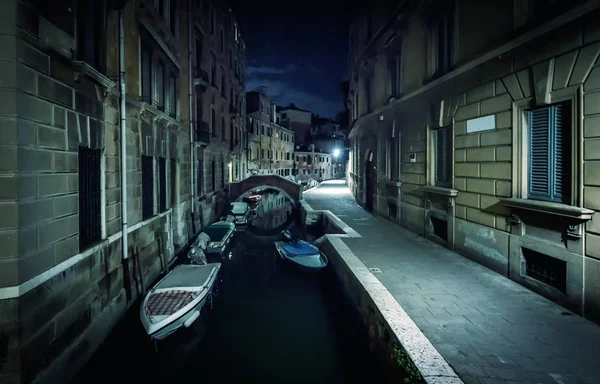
[140,263,221,340]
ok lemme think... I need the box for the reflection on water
[248,189,294,232]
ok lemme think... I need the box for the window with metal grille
[142,155,154,220]
[168,75,177,118]
[211,160,216,192]
[527,102,571,204]
[522,248,567,293]
[170,159,177,206]
[434,126,452,187]
[78,146,101,251]
[159,157,167,212]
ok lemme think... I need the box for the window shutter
[528,107,551,199]
[435,128,447,183]
[552,103,570,202]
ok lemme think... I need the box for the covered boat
[140,263,221,340]
[229,201,250,227]
[202,220,235,257]
[274,230,328,270]
[243,192,262,209]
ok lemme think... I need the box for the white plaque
[466,115,496,134]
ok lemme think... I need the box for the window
[234,23,239,41]
[170,159,177,206]
[220,29,224,52]
[211,53,217,85]
[434,126,452,187]
[157,0,165,17]
[221,73,225,95]
[431,10,454,75]
[37,0,75,37]
[261,149,265,159]
[222,162,226,187]
[195,35,203,67]
[142,155,154,220]
[389,52,402,98]
[211,108,216,136]
[230,87,233,105]
[157,61,165,110]
[77,0,105,73]
[365,77,373,113]
[366,6,373,41]
[169,0,176,35]
[527,103,571,203]
[260,101,264,113]
[78,146,101,251]
[211,160,216,191]
[230,49,233,68]
[210,7,216,35]
[141,47,152,103]
[388,136,400,182]
[168,75,177,117]
[221,116,226,140]
[197,157,203,196]
[159,157,167,212]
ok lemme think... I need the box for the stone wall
[348,7,600,322]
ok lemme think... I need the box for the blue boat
[274,230,328,270]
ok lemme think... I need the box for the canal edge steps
[301,201,463,384]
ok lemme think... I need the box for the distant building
[294,144,333,182]
[246,89,294,177]
[278,104,312,144]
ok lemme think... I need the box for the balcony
[194,67,209,90]
[195,121,210,144]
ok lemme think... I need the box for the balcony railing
[195,121,210,144]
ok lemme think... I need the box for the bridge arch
[229,175,302,202]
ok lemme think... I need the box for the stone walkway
[304,181,600,384]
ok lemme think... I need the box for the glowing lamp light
[333,149,340,158]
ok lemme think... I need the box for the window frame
[513,91,579,206]
[430,125,453,188]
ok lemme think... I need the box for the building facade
[246,89,294,177]
[346,0,600,323]
[295,145,333,182]
[278,104,312,144]
[0,0,245,382]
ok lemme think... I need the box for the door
[365,151,376,211]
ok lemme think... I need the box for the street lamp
[333,148,340,158]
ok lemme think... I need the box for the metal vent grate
[522,248,567,293]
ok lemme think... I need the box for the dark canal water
[73,188,390,384]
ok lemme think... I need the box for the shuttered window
[527,103,571,203]
[434,126,452,187]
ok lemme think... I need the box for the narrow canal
[73,188,391,384]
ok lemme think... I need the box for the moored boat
[140,263,221,340]
[274,230,328,270]
[229,201,250,227]
[201,220,236,258]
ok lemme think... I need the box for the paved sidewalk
[305,181,600,384]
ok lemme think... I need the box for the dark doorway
[365,151,376,212]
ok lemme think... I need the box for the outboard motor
[281,230,293,242]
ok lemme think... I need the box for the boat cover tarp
[156,264,216,289]
[146,290,194,316]
[230,202,248,215]
[278,241,318,257]
[203,224,232,241]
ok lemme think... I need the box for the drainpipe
[119,9,128,260]
[189,0,196,232]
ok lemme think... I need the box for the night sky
[231,1,348,119]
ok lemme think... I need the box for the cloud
[246,64,298,75]
[245,78,341,119]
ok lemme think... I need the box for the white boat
[202,220,236,257]
[140,263,221,340]
[274,230,328,270]
[229,201,250,227]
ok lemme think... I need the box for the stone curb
[302,202,463,384]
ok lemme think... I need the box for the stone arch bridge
[229,175,302,202]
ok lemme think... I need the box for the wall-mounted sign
[466,115,496,134]
[409,153,416,163]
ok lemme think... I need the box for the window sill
[499,198,595,222]
[383,179,402,187]
[72,61,117,90]
[138,100,180,128]
[422,185,458,197]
